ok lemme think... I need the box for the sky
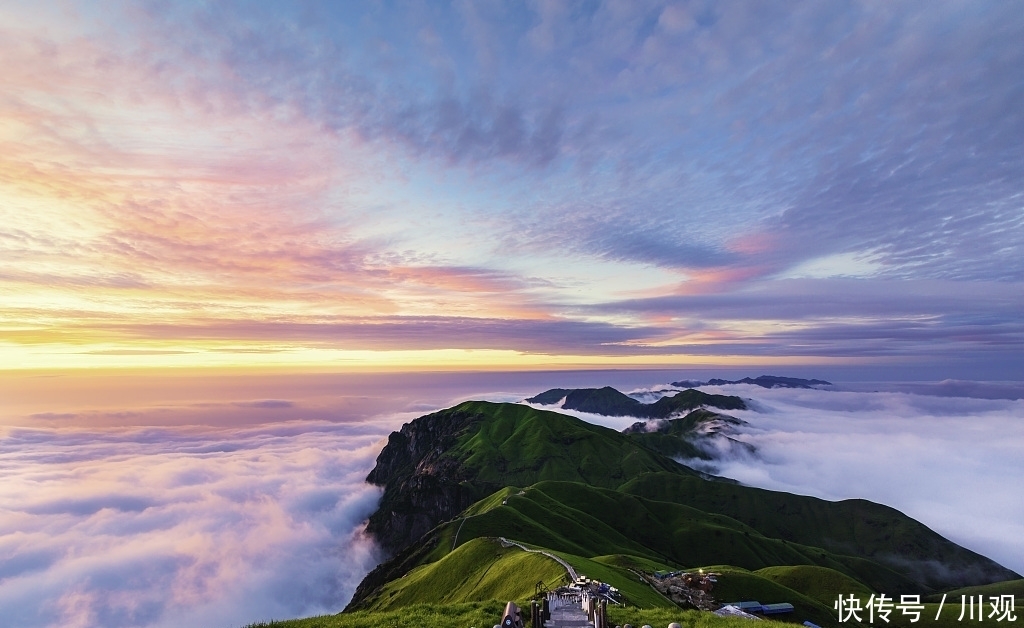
[2,0,1022,375]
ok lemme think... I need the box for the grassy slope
[449,401,701,489]
[366,538,565,611]
[623,409,748,460]
[625,430,712,460]
[592,553,676,573]
[356,480,933,624]
[756,565,875,607]
[547,549,676,609]
[620,472,1015,592]
[694,565,839,628]
[925,578,1024,602]
[633,409,745,434]
[448,480,910,594]
[607,608,789,628]
[357,472,1015,612]
[364,535,676,612]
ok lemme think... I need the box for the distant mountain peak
[671,375,833,389]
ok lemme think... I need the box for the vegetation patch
[366,538,564,611]
[756,565,875,607]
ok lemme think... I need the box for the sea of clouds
[0,419,393,628]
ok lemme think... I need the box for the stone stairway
[544,601,593,628]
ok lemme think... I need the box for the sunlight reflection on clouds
[0,421,388,628]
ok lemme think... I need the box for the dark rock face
[364,408,480,555]
[524,388,571,405]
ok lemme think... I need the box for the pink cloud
[0,419,391,628]
[1,15,565,347]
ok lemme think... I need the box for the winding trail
[498,537,611,627]
[498,537,579,582]
[451,515,475,550]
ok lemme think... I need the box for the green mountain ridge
[345,400,1019,621]
[363,400,712,555]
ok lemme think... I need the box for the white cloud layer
[0,420,391,628]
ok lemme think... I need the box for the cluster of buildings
[649,570,796,618]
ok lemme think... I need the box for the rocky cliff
[364,406,484,555]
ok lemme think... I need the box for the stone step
[544,604,594,628]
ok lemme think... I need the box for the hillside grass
[448,401,698,489]
[607,607,789,628]
[545,549,677,609]
[592,553,675,573]
[366,538,565,611]
[617,472,993,593]
[925,578,1024,602]
[358,478,937,612]
[444,480,904,594]
[689,565,838,628]
[897,602,1021,627]
[755,565,874,607]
